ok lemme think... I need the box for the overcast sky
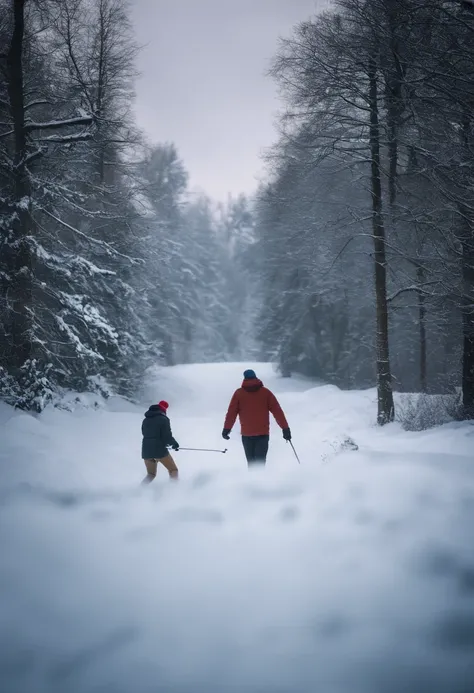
[131,0,329,201]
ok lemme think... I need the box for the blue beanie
[243,369,257,379]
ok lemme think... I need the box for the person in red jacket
[222,369,291,465]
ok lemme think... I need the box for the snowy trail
[1,363,474,693]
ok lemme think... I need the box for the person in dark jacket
[222,369,291,466]
[141,400,180,483]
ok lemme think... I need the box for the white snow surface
[1,362,474,693]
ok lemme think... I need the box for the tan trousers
[143,454,178,483]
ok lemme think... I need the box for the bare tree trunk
[386,73,400,210]
[461,244,474,416]
[459,206,474,417]
[385,0,406,208]
[417,264,427,392]
[5,0,33,372]
[459,115,474,418]
[368,55,395,424]
[96,0,106,183]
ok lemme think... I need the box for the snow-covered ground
[1,362,473,693]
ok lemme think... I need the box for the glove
[282,428,292,441]
[171,440,180,451]
[222,428,231,440]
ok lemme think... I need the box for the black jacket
[141,406,178,459]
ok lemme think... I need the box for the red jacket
[224,378,289,436]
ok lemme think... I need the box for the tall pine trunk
[368,55,395,424]
[4,0,33,374]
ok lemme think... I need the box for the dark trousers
[241,435,269,465]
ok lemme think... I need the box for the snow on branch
[24,115,94,133]
[388,282,440,303]
[38,208,141,264]
[58,293,119,342]
[37,132,93,144]
[23,148,46,166]
[31,178,125,219]
[29,238,116,279]
[69,256,116,278]
[55,315,104,361]
[24,100,52,112]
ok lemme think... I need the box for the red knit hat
[158,400,169,412]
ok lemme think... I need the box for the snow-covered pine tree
[0,0,152,409]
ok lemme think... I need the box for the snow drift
[0,363,473,693]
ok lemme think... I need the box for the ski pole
[178,447,228,454]
[288,440,301,464]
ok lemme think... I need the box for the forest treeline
[0,0,255,410]
[1,0,473,425]
[254,0,474,423]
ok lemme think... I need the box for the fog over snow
[1,363,473,693]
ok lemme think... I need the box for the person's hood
[241,378,264,393]
[144,405,167,418]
